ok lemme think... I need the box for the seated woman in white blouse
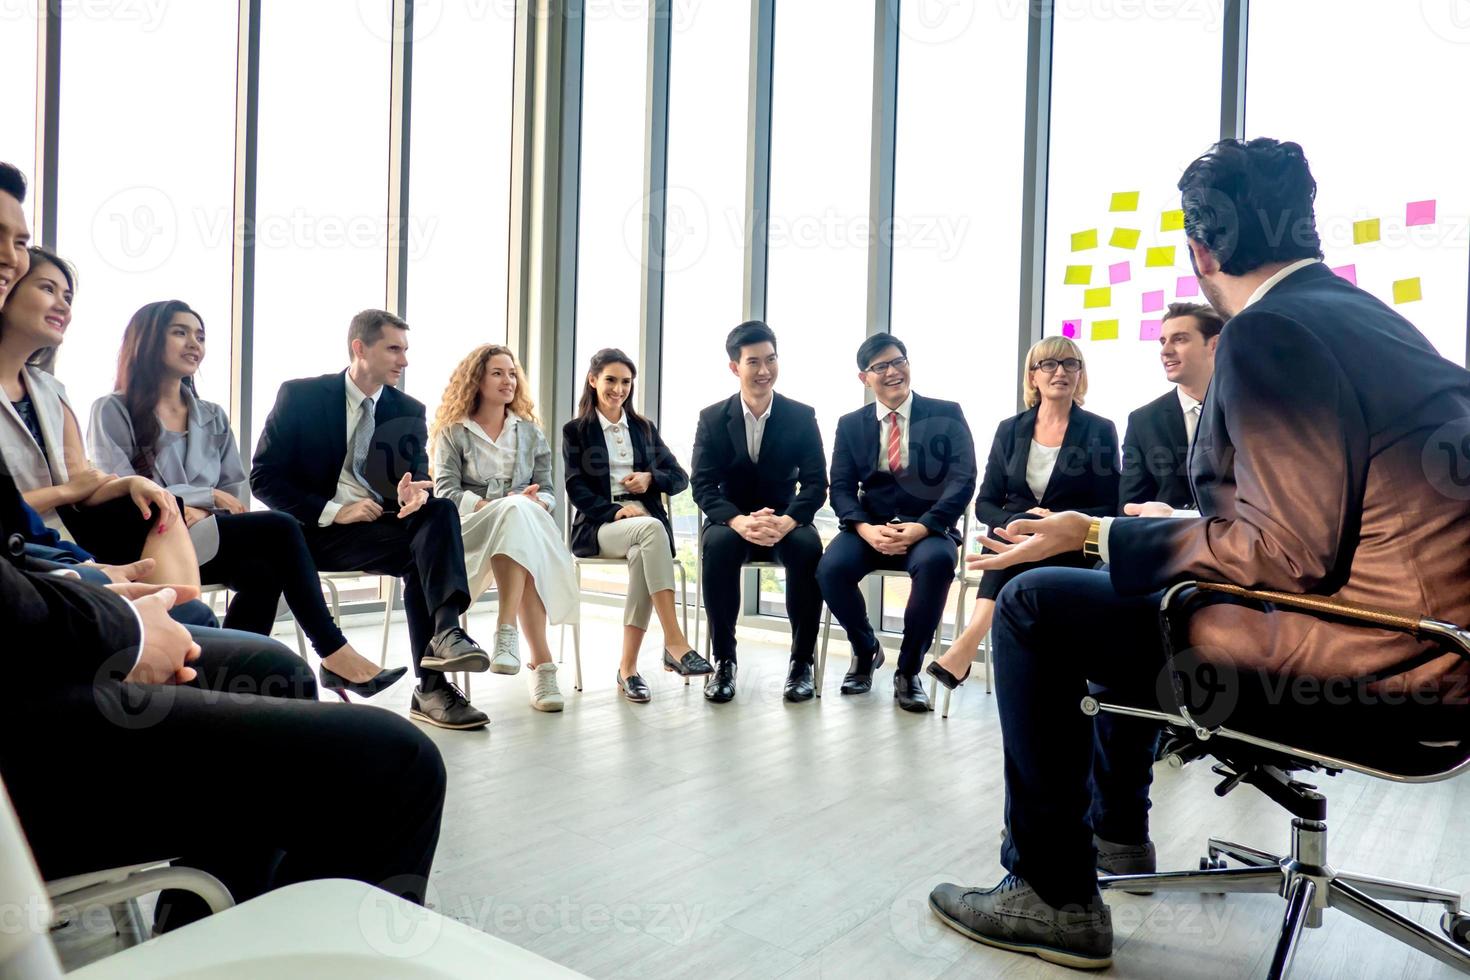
[430,344,579,712]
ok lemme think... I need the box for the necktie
[351,398,383,502]
[887,411,903,475]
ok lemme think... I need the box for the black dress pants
[701,523,823,664]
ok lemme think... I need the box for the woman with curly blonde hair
[431,345,578,712]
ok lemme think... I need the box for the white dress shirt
[598,409,636,497]
[318,376,384,527]
[1177,388,1202,447]
[743,397,773,462]
[875,392,913,472]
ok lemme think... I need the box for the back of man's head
[0,162,25,204]
[1177,137,1323,277]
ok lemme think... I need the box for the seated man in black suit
[691,321,828,704]
[1119,302,1223,510]
[251,309,489,730]
[816,332,977,712]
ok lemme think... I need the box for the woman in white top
[430,345,579,712]
[926,336,1119,691]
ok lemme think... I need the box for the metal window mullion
[228,0,261,490]
[506,0,538,352]
[1220,0,1248,141]
[34,0,62,247]
[386,0,414,327]
[741,0,774,322]
[866,0,898,338]
[637,0,672,423]
[1015,0,1054,411]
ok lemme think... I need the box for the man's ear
[729,360,740,378]
[1186,238,1220,277]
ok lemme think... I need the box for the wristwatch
[1082,517,1103,558]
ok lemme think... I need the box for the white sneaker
[489,624,521,675]
[529,662,564,712]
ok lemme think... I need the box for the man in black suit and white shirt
[252,310,490,730]
[691,321,828,703]
[1119,302,1224,510]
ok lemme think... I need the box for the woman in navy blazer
[562,348,708,703]
[926,337,1119,691]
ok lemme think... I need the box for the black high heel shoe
[319,663,408,701]
[925,660,972,692]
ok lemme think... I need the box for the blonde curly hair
[430,345,539,442]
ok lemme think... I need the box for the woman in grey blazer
[430,344,578,712]
[88,300,404,699]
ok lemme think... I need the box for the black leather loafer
[663,649,714,676]
[704,660,737,703]
[784,660,814,702]
[894,672,931,712]
[617,671,652,703]
[840,646,885,695]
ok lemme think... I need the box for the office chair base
[1100,819,1470,978]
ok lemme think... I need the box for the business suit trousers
[701,523,823,664]
[304,497,470,693]
[596,516,677,630]
[815,530,957,675]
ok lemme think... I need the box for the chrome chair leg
[1099,864,1282,896]
[1332,871,1463,912]
[1268,876,1316,980]
[1329,879,1470,974]
[816,606,833,698]
[1208,838,1280,869]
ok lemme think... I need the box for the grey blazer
[0,366,75,531]
[88,390,248,509]
[431,416,556,518]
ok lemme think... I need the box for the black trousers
[2,626,446,930]
[199,510,348,656]
[702,523,823,664]
[303,497,470,693]
[815,529,957,675]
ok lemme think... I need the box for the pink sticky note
[1062,319,1081,339]
[1332,263,1357,286]
[1406,200,1436,226]
[1140,319,1163,341]
[1109,261,1131,285]
[1141,289,1165,312]
[1176,275,1199,297]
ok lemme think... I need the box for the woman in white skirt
[430,344,579,712]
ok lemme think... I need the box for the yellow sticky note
[1353,218,1380,244]
[1071,229,1098,251]
[1109,191,1140,212]
[1160,209,1185,231]
[1109,228,1141,249]
[1145,245,1176,268]
[1063,265,1092,285]
[1393,277,1422,304]
[1091,319,1120,341]
[1083,286,1111,309]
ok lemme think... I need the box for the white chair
[927,514,994,718]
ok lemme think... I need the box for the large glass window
[1248,0,1470,364]
[0,1,38,230]
[54,4,237,425]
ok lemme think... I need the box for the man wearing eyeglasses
[816,332,977,712]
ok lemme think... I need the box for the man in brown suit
[927,137,1470,970]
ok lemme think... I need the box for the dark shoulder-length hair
[114,299,203,480]
[3,246,78,374]
[576,347,651,437]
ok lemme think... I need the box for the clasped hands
[857,520,928,556]
[731,507,797,547]
[965,500,1175,573]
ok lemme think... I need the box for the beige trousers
[596,516,676,629]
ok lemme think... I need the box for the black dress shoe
[894,672,931,713]
[663,649,714,676]
[925,660,971,692]
[840,646,885,695]
[318,663,408,700]
[704,660,737,703]
[617,671,651,703]
[420,627,490,673]
[784,660,814,702]
[410,683,489,730]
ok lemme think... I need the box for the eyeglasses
[1032,357,1083,374]
[865,355,909,375]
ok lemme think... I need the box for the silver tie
[351,398,383,502]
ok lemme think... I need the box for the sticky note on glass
[1071,229,1098,251]
[1160,209,1185,231]
[1091,319,1120,341]
[1109,191,1140,212]
[1406,200,1436,226]
[1142,289,1166,312]
[1393,277,1422,304]
[1063,265,1092,285]
[1083,286,1112,309]
[1140,319,1163,341]
[1109,261,1131,285]
[1353,218,1380,244]
[1331,264,1357,286]
[1145,245,1176,268]
[1109,227,1140,249]
[1176,275,1199,297]
[1062,319,1081,339]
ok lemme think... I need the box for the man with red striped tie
[817,333,978,712]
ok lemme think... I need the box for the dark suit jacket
[829,392,977,545]
[250,371,430,524]
[690,392,827,527]
[562,413,689,559]
[976,403,1119,529]
[1120,389,1195,511]
[1108,262,1470,694]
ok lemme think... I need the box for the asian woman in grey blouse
[88,300,405,699]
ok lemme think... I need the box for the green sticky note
[1083,286,1112,309]
[1393,277,1422,304]
[1109,227,1140,249]
[1109,191,1140,212]
[1160,209,1185,231]
[1091,319,1120,341]
[1353,218,1381,245]
[1071,229,1098,251]
[1064,265,1092,285]
[1145,245,1176,268]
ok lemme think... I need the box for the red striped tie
[886,411,903,475]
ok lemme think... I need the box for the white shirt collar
[874,392,914,422]
[1176,387,1201,414]
[1240,258,1320,312]
[742,397,773,423]
[345,374,383,412]
[465,412,520,445]
[597,408,626,431]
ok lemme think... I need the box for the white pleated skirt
[460,494,581,626]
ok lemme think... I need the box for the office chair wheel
[1200,856,1227,871]
[1442,911,1470,948]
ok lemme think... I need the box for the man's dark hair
[856,332,906,371]
[1161,301,1225,341]
[0,162,26,203]
[1177,137,1323,276]
[725,320,777,361]
[347,308,409,358]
